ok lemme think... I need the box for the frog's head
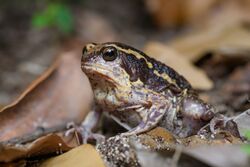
[81,42,144,88]
[82,42,192,94]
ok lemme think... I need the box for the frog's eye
[102,47,117,61]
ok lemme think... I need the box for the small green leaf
[32,13,49,28]
[242,145,250,154]
[55,5,73,33]
[31,2,73,34]
[244,131,250,140]
[241,130,250,155]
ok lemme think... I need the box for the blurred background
[1,0,250,107]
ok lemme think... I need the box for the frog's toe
[65,123,105,144]
[209,115,240,138]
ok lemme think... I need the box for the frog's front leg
[65,107,104,144]
[121,104,169,136]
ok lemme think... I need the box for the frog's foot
[65,122,105,144]
[120,122,147,137]
[209,115,241,138]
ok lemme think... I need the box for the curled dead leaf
[0,134,72,163]
[168,24,250,62]
[144,0,217,28]
[0,49,93,142]
[144,42,213,90]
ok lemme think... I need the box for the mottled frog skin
[81,42,215,138]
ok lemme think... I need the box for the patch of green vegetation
[242,131,250,154]
[32,2,73,34]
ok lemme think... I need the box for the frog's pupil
[103,47,117,61]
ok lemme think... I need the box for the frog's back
[106,42,192,94]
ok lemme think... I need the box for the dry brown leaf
[144,42,213,90]
[180,134,243,147]
[145,0,250,29]
[139,127,176,149]
[204,0,250,30]
[222,63,250,94]
[0,49,92,142]
[145,0,217,28]
[0,134,72,163]
[40,144,105,167]
[168,24,250,62]
[139,127,242,149]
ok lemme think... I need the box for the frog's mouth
[82,64,118,86]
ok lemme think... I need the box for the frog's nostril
[82,46,88,55]
[83,43,96,55]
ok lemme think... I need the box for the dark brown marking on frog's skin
[120,53,171,93]
[111,42,192,92]
[150,57,192,90]
[81,42,216,138]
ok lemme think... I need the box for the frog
[78,42,238,141]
